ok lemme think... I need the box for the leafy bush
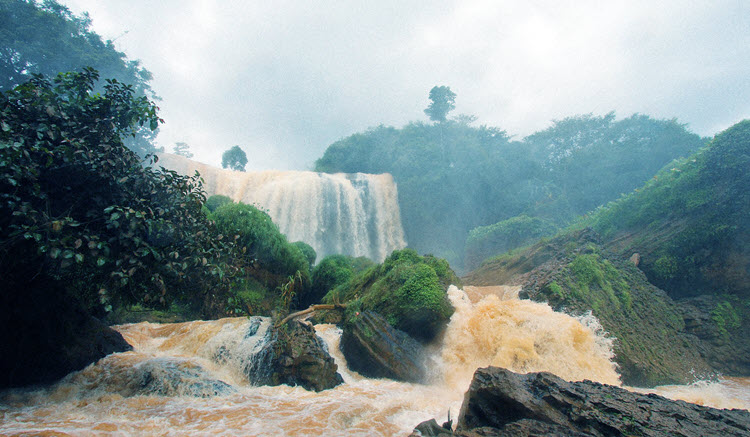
[0,69,234,315]
[292,241,317,268]
[307,254,374,307]
[210,201,311,308]
[205,194,232,212]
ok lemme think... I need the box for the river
[1,286,748,436]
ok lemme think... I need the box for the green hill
[464,120,750,385]
[315,114,703,271]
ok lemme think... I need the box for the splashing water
[157,153,406,261]
[1,286,748,436]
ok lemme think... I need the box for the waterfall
[156,153,406,261]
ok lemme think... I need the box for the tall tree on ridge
[424,85,456,123]
[222,145,248,171]
[173,141,193,158]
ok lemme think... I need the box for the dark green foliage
[465,215,559,271]
[210,202,311,309]
[221,145,247,171]
[524,113,704,221]
[204,194,232,212]
[324,249,456,342]
[424,85,456,123]
[585,119,750,299]
[0,69,234,316]
[307,254,374,307]
[316,122,534,268]
[0,0,159,155]
[292,241,316,268]
[315,113,701,271]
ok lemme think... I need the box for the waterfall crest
[157,153,406,261]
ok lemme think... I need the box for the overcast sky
[62,0,750,171]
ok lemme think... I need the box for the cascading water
[156,153,406,261]
[1,286,749,436]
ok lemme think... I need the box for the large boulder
[0,284,132,389]
[341,310,426,382]
[417,366,750,436]
[265,320,343,392]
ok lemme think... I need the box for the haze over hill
[62,0,750,170]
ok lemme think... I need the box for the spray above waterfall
[157,154,406,262]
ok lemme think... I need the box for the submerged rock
[123,358,234,397]
[412,366,750,436]
[341,310,426,383]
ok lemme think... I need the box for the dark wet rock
[410,418,454,436]
[125,358,234,397]
[265,320,343,391]
[447,367,750,437]
[0,284,132,389]
[340,310,426,383]
[678,295,750,376]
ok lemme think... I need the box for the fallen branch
[278,303,347,326]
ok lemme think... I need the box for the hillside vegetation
[315,113,704,270]
[465,120,750,384]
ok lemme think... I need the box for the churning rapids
[2,287,749,436]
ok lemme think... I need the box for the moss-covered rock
[324,249,458,343]
[306,255,375,309]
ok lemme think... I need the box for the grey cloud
[63,0,750,169]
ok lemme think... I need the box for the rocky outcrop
[341,310,426,382]
[265,320,343,391]
[678,295,750,377]
[464,229,716,386]
[412,367,750,437]
[0,284,132,389]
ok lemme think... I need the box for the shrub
[0,69,233,315]
[205,194,232,212]
[292,241,317,268]
[210,201,311,309]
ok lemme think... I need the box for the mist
[60,0,750,170]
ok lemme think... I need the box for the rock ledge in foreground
[412,366,750,437]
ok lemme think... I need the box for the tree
[424,85,456,123]
[222,145,248,171]
[0,0,158,155]
[173,141,193,158]
[0,68,235,315]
